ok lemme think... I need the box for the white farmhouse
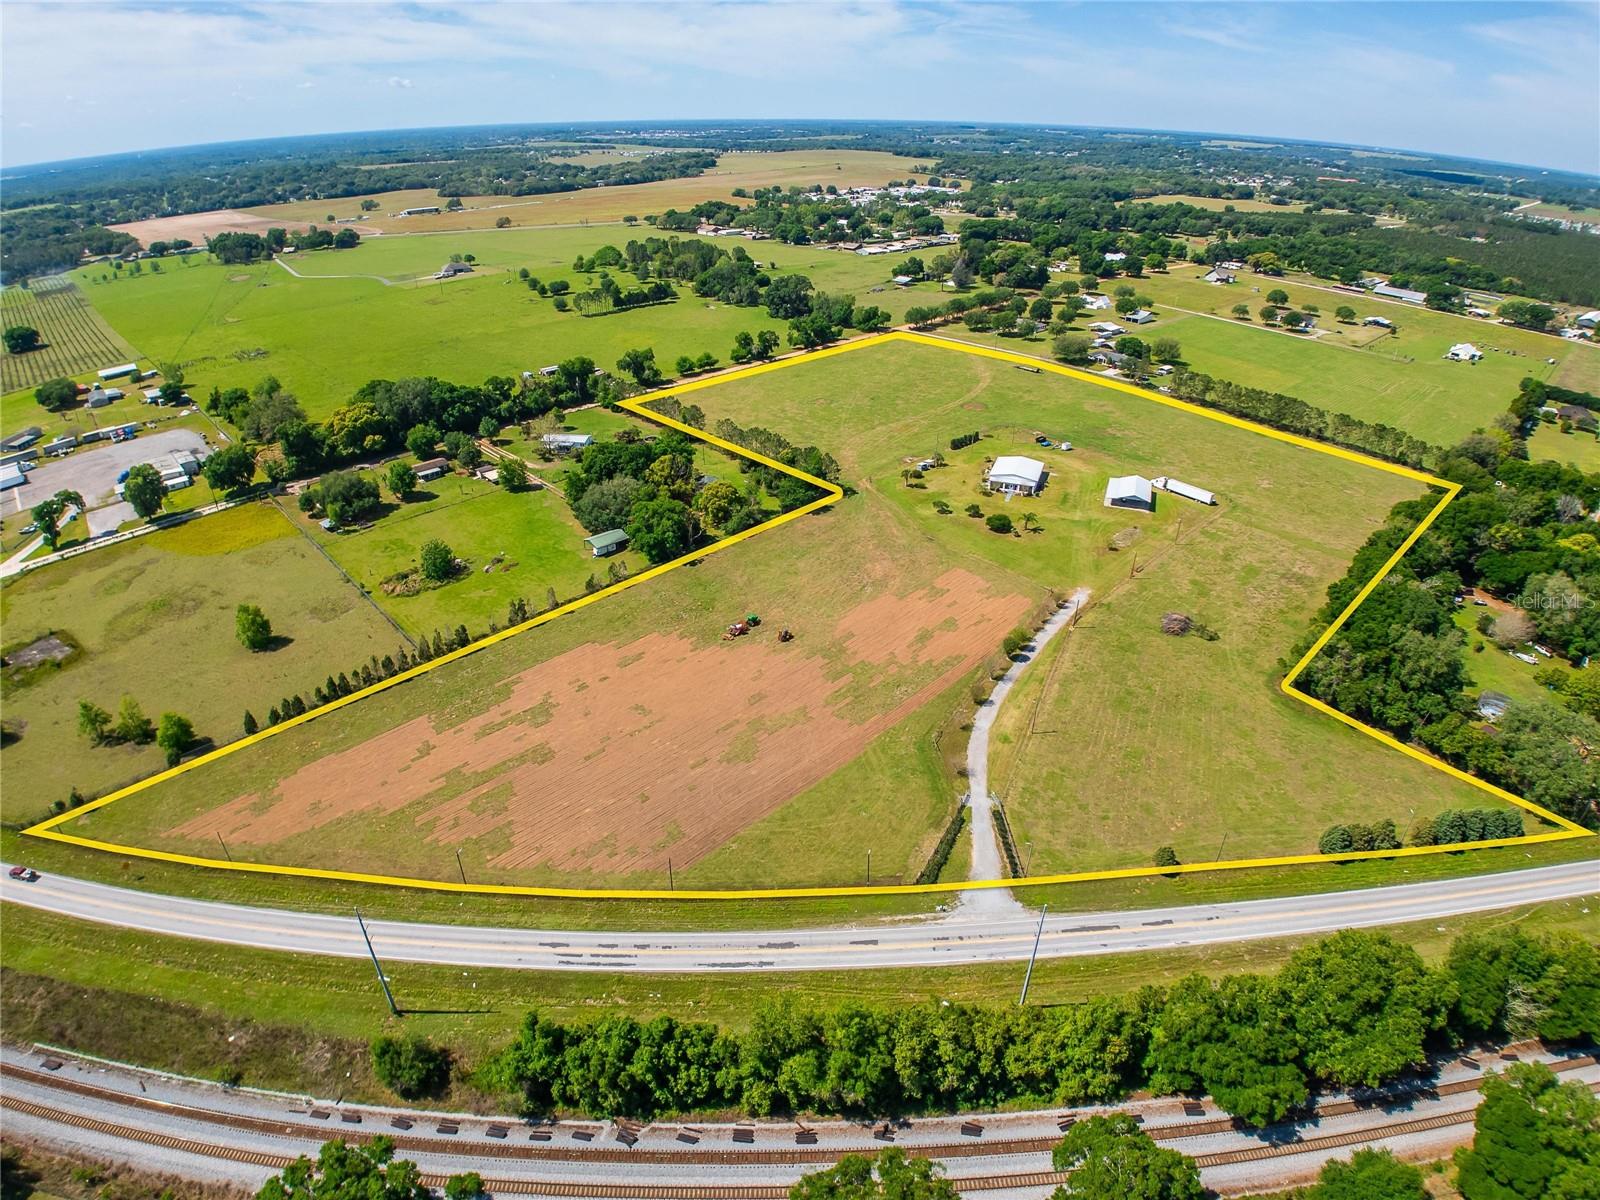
[1446,343,1483,362]
[986,455,1046,496]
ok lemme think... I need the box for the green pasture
[1527,419,1600,470]
[1122,267,1585,445]
[69,231,930,422]
[304,471,600,639]
[682,342,1506,868]
[1451,606,1553,708]
[0,502,401,821]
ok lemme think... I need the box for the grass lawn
[1527,418,1600,470]
[0,502,402,821]
[70,231,930,423]
[302,471,600,639]
[1451,606,1556,708]
[1133,194,1295,214]
[240,149,940,233]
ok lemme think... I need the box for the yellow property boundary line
[23,331,1593,899]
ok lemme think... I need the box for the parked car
[8,866,40,882]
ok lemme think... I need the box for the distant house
[1081,293,1112,310]
[1372,282,1427,304]
[1203,268,1236,284]
[1560,327,1593,341]
[43,435,77,456]
[1153,476,1216,505]
[1363,315,1394,328]
[85,386,122,407]
[434,261,473,279]
[1575,310,1600,329]
[585,529,630,558]
[1104,474,1154,511]
[1088,321,1126,335]
[97,362,138,381]
[399,206,441,217]
[1125,309,1156,324]
[1102,251,1127,263]
[1555,404,1598,431]
[986,455,1046,496]
[542,432,593,454]
[414,456,449,481]
[892,275,914,286]
[1446,342,1483,362]
[1465,307,1493,318]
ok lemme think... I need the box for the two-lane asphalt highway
[3,860,1594,972]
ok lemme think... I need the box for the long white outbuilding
[1152,476,1216,505]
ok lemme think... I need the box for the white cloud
[387,76,413,89]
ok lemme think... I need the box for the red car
[7,866,39,882]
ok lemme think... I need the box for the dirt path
[960,587,1089,915]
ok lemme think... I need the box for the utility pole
[355,910,399,1017]
[455,848,466,885]
[215,832,232,862]
[668,859,674,891]
[1018,904,1049,1007]
[866,850,872,884]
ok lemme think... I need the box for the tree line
[446,928,1596,1126]
[1295,379,1600,830]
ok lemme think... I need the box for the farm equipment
[724,614,764,640]
[778,629,794,643]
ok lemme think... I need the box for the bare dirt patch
[169,569,1026,876]
[110,210,313,247]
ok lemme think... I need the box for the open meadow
[68,228,933,420]
[60,339,1510,893]
[0,502,403,820]
[1099,264,1595,445]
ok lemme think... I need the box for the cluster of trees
[949,431,980,451]
[653,186,945,246]
[207,366,621,488]
[562,428,767,564]
[77,695,194,765]
[570,274,676,316]
[1317,808,1523,854]
[0,205,137,283]
[1295,390,1600,828]
[1167,368,1435,469]
[298,469,381,526]
[29,489,85,551]
[468,929,1597,1126]
[709,416,841,507]
[250,628,470,733]
[3,324,41,353]
[256,1138,485,1200]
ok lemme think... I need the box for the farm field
[0,502,402,820]
[301,470,600,639]
[68,488,1035,890]
[0,278,140,394]
[70,230,931,420]
[1110,265,1588,444]
[676,342,1506,868]
[242,149,940,234]
[38,339,1518,892]
[1133,193,1293,214]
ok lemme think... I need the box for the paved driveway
[9,429,211,511]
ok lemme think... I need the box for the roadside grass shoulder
[3,898,1592,1099]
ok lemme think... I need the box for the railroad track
[4,1054,1595,1198]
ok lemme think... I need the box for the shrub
[236,604,272,651]
[1002,627,1030,657]
[964,503,982,518]
[371,1034,450,1099]
[1154,846,1179,868]
[985,513,1014,535]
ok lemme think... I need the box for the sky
[2,1,1597,175]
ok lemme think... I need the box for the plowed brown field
[170,568,1026,875]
